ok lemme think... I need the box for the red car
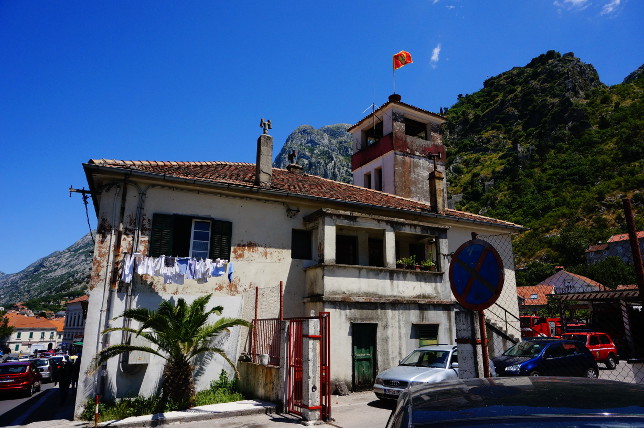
[0,361,42,397]
[561,332,619,369]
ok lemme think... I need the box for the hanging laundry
[121,253,135,283]
[227,262,234,283]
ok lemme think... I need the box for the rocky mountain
[442,51,643,266]
[0,233,93,307]
[273,124,353,183]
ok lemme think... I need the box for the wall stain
[232,242,270,260]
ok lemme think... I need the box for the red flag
[393,51,413,70]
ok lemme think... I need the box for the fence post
[301,318,321,423]
[455,309,484,378]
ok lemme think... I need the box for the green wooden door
[352,323,377,390]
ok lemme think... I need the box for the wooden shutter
[210,220,232,260]
[149,213,174,257]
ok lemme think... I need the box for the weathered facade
[61,295,88,352]
[76,95,524,415]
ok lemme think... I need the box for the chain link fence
[475,232,643,384]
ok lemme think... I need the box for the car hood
[378,365,452,382]
[492,355,531,369]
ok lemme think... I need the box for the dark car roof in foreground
[391,377,644,427]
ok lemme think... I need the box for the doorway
[352,323,377,390]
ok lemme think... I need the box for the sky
[1,0,642,274]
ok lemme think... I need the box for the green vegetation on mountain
[443,51,643,271]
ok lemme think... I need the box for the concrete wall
[238,361,280,402]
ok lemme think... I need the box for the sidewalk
[21,399,276,428]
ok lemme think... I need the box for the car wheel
[36,380,41,392]
[605,354,617,370]
[585,368,599,378]
[529,371,541,376]
[26,383,35,397]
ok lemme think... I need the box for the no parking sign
[449,239,504,311]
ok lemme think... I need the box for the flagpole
[393,68,396,94]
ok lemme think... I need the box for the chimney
[255,118,273,188]
[428,153,446,214]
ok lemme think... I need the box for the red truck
[520,316,563,338]
[561,332,619,369]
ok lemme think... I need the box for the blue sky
[0,0,642,274]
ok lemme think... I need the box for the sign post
[449,237,505,377]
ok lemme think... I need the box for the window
[336,235,358,265]
[368,238,384,267]
[364,121,383,147]
[292,229,312,260]
[150,213,232,260]
[374,168,383,191]
[413,324,439,346]
[364,172,372,189]
[16,332,21,339]
[29,332,33,339]
[50,332,55,339]
[589,335,600,346]
[530,294,538,299]
[405,118,427,140]
[14,344,19,352]
[40,332,45,339]
[599,334,611,345]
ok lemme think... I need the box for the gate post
[302,318,321,423]
[278,320,290,413]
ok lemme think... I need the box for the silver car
[34,358,53,382]
[374,344,458,400]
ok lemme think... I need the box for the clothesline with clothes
[121,253,234,285]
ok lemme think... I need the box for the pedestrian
[71,357,81,389]
[59,360,72,406]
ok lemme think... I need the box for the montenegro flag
[393,51,413,70]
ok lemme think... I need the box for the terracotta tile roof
[5,313,58,329]
[616,284,639,290]
[585,243,608,253]
[49,317,66,333]
[607,231,644,243]
[347,98,445,131]
[86,160,524,230]
[517,285,554,306]
[66,295,89,304]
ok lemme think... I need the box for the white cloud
[554,0,590,11]
[430,44,442,69]
[432,0,440,4]
[601,0,621,15]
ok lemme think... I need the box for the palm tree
[92,294,251,409]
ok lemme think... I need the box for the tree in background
[0,311,14,351]
[91,294,250,409]
[570,256,637,289]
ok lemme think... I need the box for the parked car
[374,345,458,400]
[386,377,644,427]
[561,331,618,369]
[0,361,42,397]
[34,358,53,382]
[492,339,599,378]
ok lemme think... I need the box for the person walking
[59,360,72,406]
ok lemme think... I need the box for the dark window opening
[374,168,383,191]
[365,121,383,147]
[364,172,372,189]
[412,324,439,346]
[150,213,232,260]
[405,118,427,140]
[368,238,384,267]
[336,235,358,265]
[292,229,312,260]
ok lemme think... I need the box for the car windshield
[0,365,27,374]
[400,350,450,368]
[562,334,587,342]
[35,359,48,366]
[503,341,545,357]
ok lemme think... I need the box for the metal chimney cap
[389,94,402,102]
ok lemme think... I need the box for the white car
[374,344,459,400]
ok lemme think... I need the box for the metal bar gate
[286,312,331,421]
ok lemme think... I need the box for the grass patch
[81,370,245,422]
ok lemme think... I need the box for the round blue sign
[449,239,504,311]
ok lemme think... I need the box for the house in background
[516,285,554,315]
[75,94,524,415]
[62,295,88,353]
[4,313,64,354]
[537,266,605,294]
[585,231,644,264]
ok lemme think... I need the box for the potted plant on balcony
[420,259,436,271]
[398,255,416,270]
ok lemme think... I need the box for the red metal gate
[287,312,331,421]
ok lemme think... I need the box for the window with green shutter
[412,324,439,347]
[150,213,232,260]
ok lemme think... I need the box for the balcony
[304,264,452,303]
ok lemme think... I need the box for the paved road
[0,382,75,426]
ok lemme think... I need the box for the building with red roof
[585,231,644,264]
[76,94,525,411]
